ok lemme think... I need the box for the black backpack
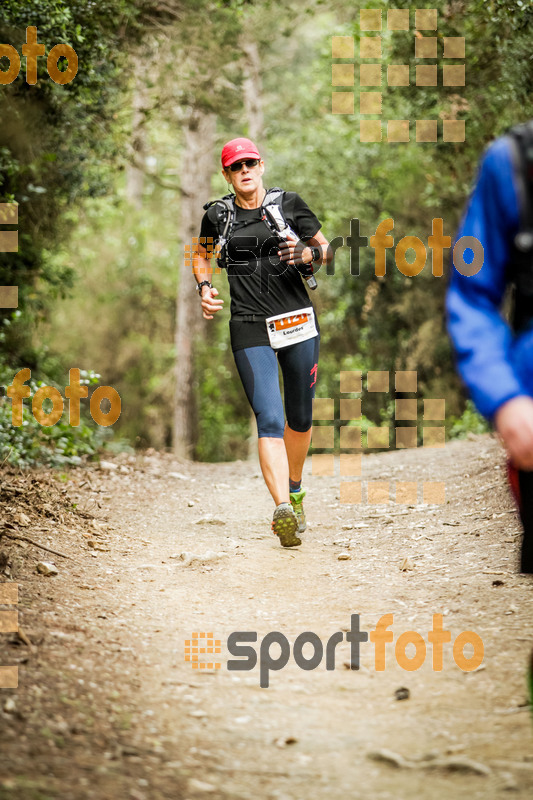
[203,187,291,272]
[506,119,533,332]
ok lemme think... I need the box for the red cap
[221,137,261,168]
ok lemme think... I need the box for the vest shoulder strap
[506,121,533,331]
[261,187,284,208]
[201,188,288,268]
[506,121,533,237]
[205,194,235,245]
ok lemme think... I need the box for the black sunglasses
[228,158,260,172]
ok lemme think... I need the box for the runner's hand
[278,235,314,276]
[494,395,533,470]
[201,286,224,320]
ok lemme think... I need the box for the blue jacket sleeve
[445,137,526,420]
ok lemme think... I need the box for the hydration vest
[203,187,292,272]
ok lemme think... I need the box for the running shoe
[271,503,301,547]
[289,488,307,533]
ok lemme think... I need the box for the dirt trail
[1,435,532,799]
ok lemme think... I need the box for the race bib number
[265,307,318,350]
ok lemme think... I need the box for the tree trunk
[242,41,264,140]
[173,108,216,458]
[126,69,148,209]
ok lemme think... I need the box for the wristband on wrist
[196,280,212,295]
[309,246,321,263]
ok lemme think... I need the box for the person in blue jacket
[446,121,533,574]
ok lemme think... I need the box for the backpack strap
[202,188,287,269]
[201,187,296,271]
[260,187,294,238]
[261,188,318,290]
[261,188,285,227]
[506,120,533,247]
[203,192,236,270]
[262,187,284,208]
[506,121,533,331]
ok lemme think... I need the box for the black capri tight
[233,335,319,438]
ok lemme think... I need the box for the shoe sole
[272,507,301,547]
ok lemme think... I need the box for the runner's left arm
[276,190,331,271]
[277,230,330,275]
[446,139,525,420]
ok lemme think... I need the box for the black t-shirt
[198,190,321,351]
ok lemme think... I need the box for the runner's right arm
[194,243,224,320]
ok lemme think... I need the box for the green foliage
[38,192,178,450]
[0,397,111,469]
[0,313,112,466]
[193,345,251,461]
[0,0,144,376]
[449,400,491,439]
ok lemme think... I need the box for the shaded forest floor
[0,434,532,800]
